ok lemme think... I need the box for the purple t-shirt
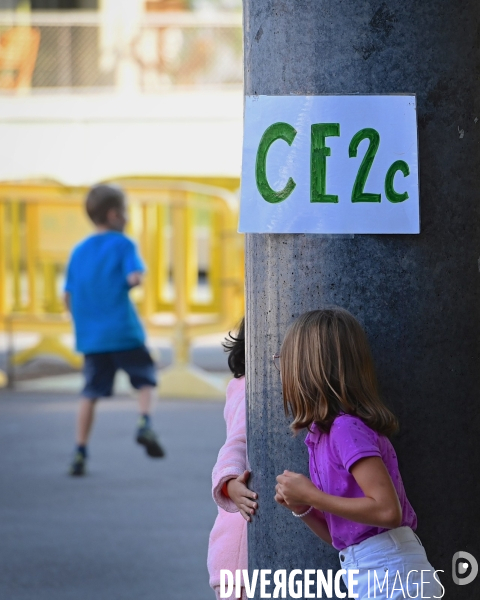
[305,414,417,550]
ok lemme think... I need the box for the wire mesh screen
[133,25,243,88]
[0,12,243,91]
[31,26,111,87]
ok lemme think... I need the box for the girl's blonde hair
[280,308,398,436]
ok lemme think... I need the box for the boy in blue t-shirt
[65,184,165,476]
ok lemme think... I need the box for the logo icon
[452,551,478,585]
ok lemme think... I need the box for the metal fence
[0,178,244,397]
[0,10,243,91]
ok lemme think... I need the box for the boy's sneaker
[69,451,86,476]
[136,426,165,458]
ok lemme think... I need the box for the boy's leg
[70,398,97,476]
[69,352,115,476]
[113,346,165,458]
[76,397,97,445]
[135,385,165,458]
[137,384,154,416]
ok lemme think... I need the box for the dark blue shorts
[82,345,157,399]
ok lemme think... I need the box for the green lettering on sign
[310,123,340,203]
[349,128,381,203]
[385,160,410,203]
[255,122,297,203]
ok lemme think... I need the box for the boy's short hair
[85,184,125,225]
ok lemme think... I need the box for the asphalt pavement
[0,391,227,600]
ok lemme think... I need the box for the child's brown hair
[85,184,125,225]
[280,307,398,436]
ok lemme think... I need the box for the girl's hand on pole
[275,470,317,508]
[226,470,258,522]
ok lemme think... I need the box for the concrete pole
[244,1,480,598]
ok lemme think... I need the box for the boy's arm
[123,240,145,288]
[64,252,75,311]
[127,272,143,288]
[64,291,71,312]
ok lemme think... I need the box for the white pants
[339,527,444,599]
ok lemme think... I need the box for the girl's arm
[212,379,257,519]
[276,457,402,530]
[275,488,332,544]
[298,510,332,545]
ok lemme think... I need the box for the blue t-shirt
[65,232,146,354]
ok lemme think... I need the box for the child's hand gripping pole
[226,470,258,522]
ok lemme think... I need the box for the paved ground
[0,390,226,600]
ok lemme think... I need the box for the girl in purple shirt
[274,308,443,599]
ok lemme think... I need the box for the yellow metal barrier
[0,178,244,397]
[0,197,6,388]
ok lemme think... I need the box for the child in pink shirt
[208,319,257,600]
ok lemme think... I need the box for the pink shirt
[305,414,417,550]
[208,377,248,589]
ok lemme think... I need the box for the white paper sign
[239,95,419,234]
